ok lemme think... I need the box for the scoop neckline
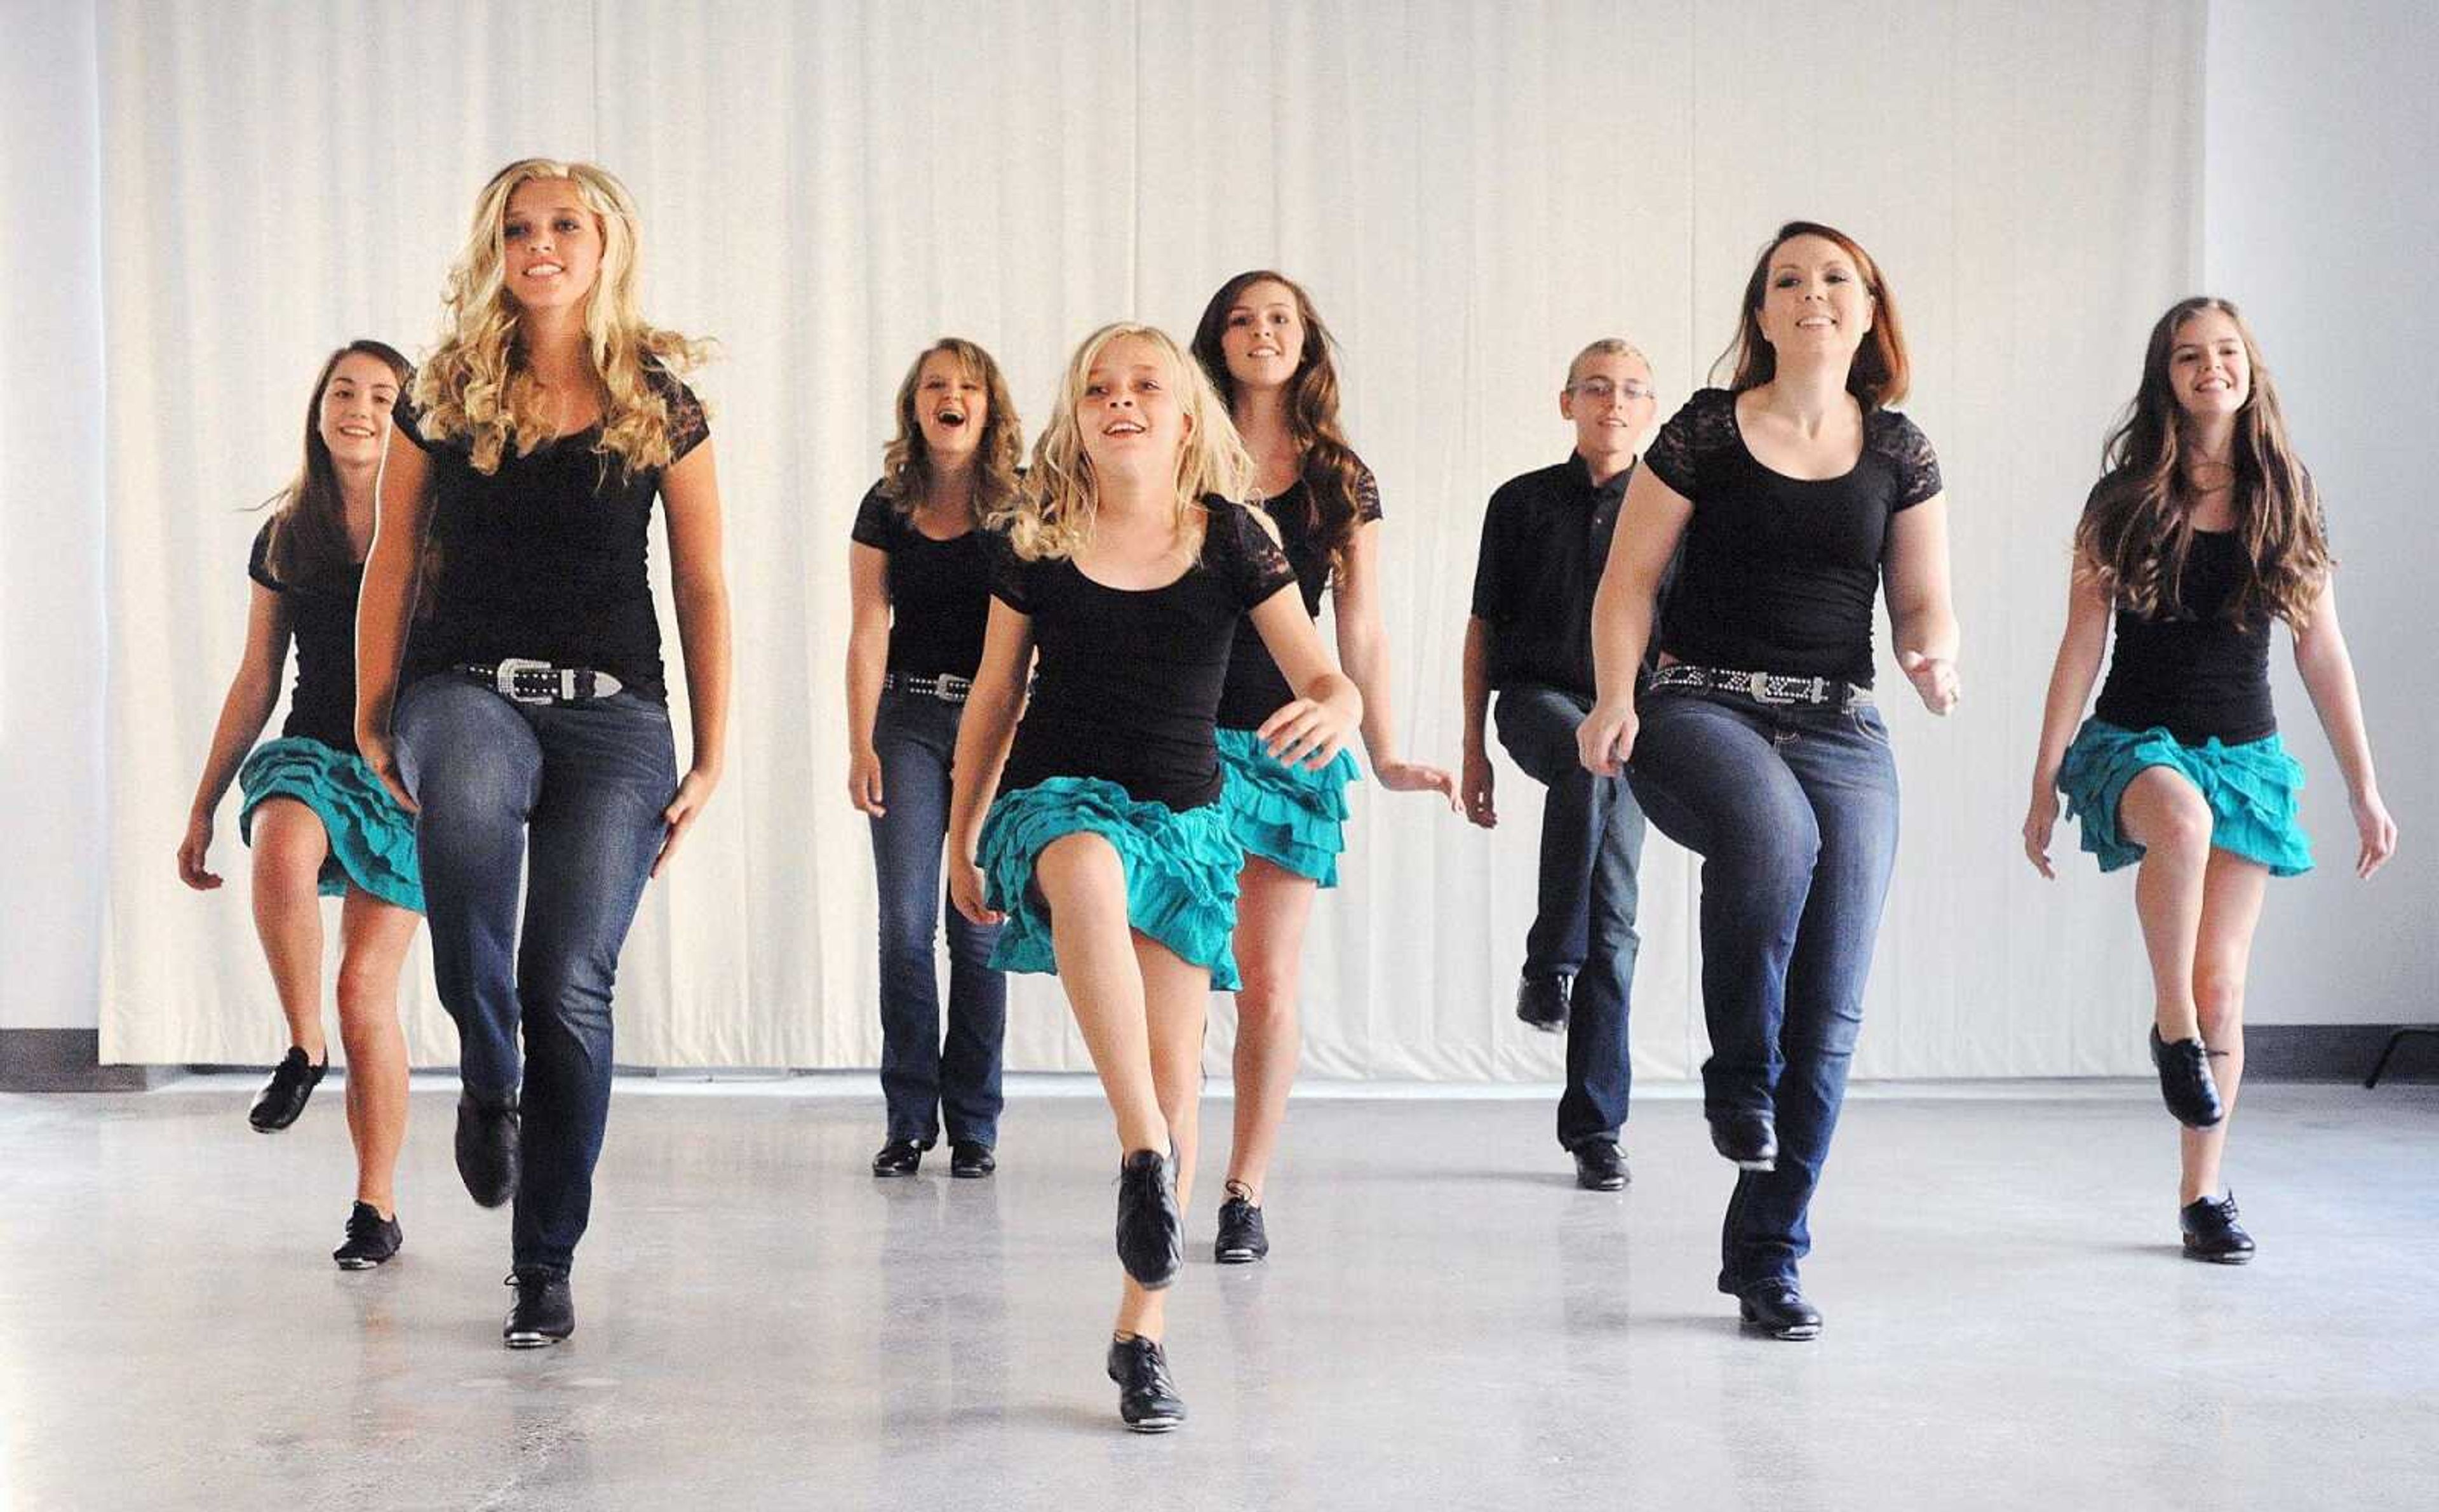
[1728,390,1867,486]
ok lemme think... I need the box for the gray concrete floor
[6,1078,2435,1510]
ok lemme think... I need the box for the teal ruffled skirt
[238,737,426,911]
[1213,726,1359,888]
[2056,718,2312,877]
[978,777,1247,990]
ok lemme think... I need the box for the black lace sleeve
[247,519,281,591]
[1872,411,1944,510]
[659,375,711,464]
[1643,388,1735,500]
[1355,464,1383,524]
[1213,497,1297,608]
[849,482,898,550]
[391,389,434,454]
[987,530,1033,614]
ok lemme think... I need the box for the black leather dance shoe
[949,1141,996,1179]
[1106,1334,1187,1432]
[1709,1110,1779,1171]
[332,1201,402,1270]
[871,1137,925,1177]
[2150,1026,2226,1128]
[1214,1182,1269,1263]
[1115,1148,1183,1289]
[1737,1283,1824,1341]
[2180,1191,2256,1264]
[1515,973,1571,1033]
[248,1047,326,1132]
[503,1268,575,1348]
[1571,1138,1630,1191]
[455,1090,521,1209]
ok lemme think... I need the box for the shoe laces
[342,1205,387,1243]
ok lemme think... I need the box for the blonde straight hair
[995,323,1254,563]
[412,157,709,475]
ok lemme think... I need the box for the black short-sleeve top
[393,370,709,702]
[993,496,1297,811]
[1214,466,1382,730]
[248,521,364,754]
[2093,526,2278,745]
[849,481,995,680]
[1641,387,1942,688]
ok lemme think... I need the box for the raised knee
[1036,833,1126,905]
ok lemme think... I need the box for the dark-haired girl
[178,340,425,1269]
[1579,221,1959,1340]
[847,338,1019,1179]
[2024,296,2395,1262]
[1188,271,1457,1263]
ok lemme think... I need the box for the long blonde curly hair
[411,157,709,475]
[995,323,1253,563]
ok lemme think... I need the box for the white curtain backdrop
[97,0,2206,1080]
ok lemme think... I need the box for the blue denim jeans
[1625,686,1900,1294]
[393,675,676,1274]
[1493,683,1646,1150]
[870,688,1007,1147]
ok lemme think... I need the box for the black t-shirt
[849,482,995,679]
[2093,528,2277,744]
[994,496,1297,811]
[248,521,364,754]
[394,371,709,702]
[1215,466,1382,730]
[1468,455,1632,700]
[1643,387,1943,688]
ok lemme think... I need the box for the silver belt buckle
[496,657,557,704]
[934,674,972,701]
[1744,671,1790,705]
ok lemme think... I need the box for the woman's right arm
[844,542,892,815]
[2021,568,2112,878]
[177,584,292,890]
[945,599,1033,925]
[354,429,433,811]
[1577,465,1693,775]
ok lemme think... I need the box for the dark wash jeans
[394,675,676,1274]
[1492,683,1646,1151]
[869,688,1006,1147]
[1625,686,1900,1294]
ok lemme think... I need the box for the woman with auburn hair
[356,158,732,1347]
[847,338,1022,1181]
[178,339,425,1269]
[2025,296,2395,1261]
[1187,270,1456,1264]
[1578,220,1958,1341]
[946,323,1359,1431]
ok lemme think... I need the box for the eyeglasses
[1568,379,1653,403]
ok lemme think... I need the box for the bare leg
[2116,768,2215,1043]
[1225,857,1317,1205]
[248,799,332,1060]
[335,890,423,1216]
[1035,833,1167,1152]
[1117,935,1213,1344]
[2179,850,2271,1205]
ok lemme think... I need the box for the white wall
[0,0,107,1033]
[2203,0,2439,1024]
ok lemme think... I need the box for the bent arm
[1588,464,1693,704]
[189,585,291,818]
[1884,494,1961,667]
[354,431,433,744]
[2030,567,2111,791]
[1331,519,1407,767]
[947,601,1035,860]
[2291,576,2382,802]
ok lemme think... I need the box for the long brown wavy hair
[1716,220,1911,411]
[1190,269,1367,583]
[411,158,709,476]
[2074,296,2331,628]
[877,338,1024,521]
[257,339,412,583]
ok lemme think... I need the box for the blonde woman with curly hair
[356,158,732,1348]
[847,338,1023,1181]
[2026,296,2395,1262]
[945,323,1359,1432]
